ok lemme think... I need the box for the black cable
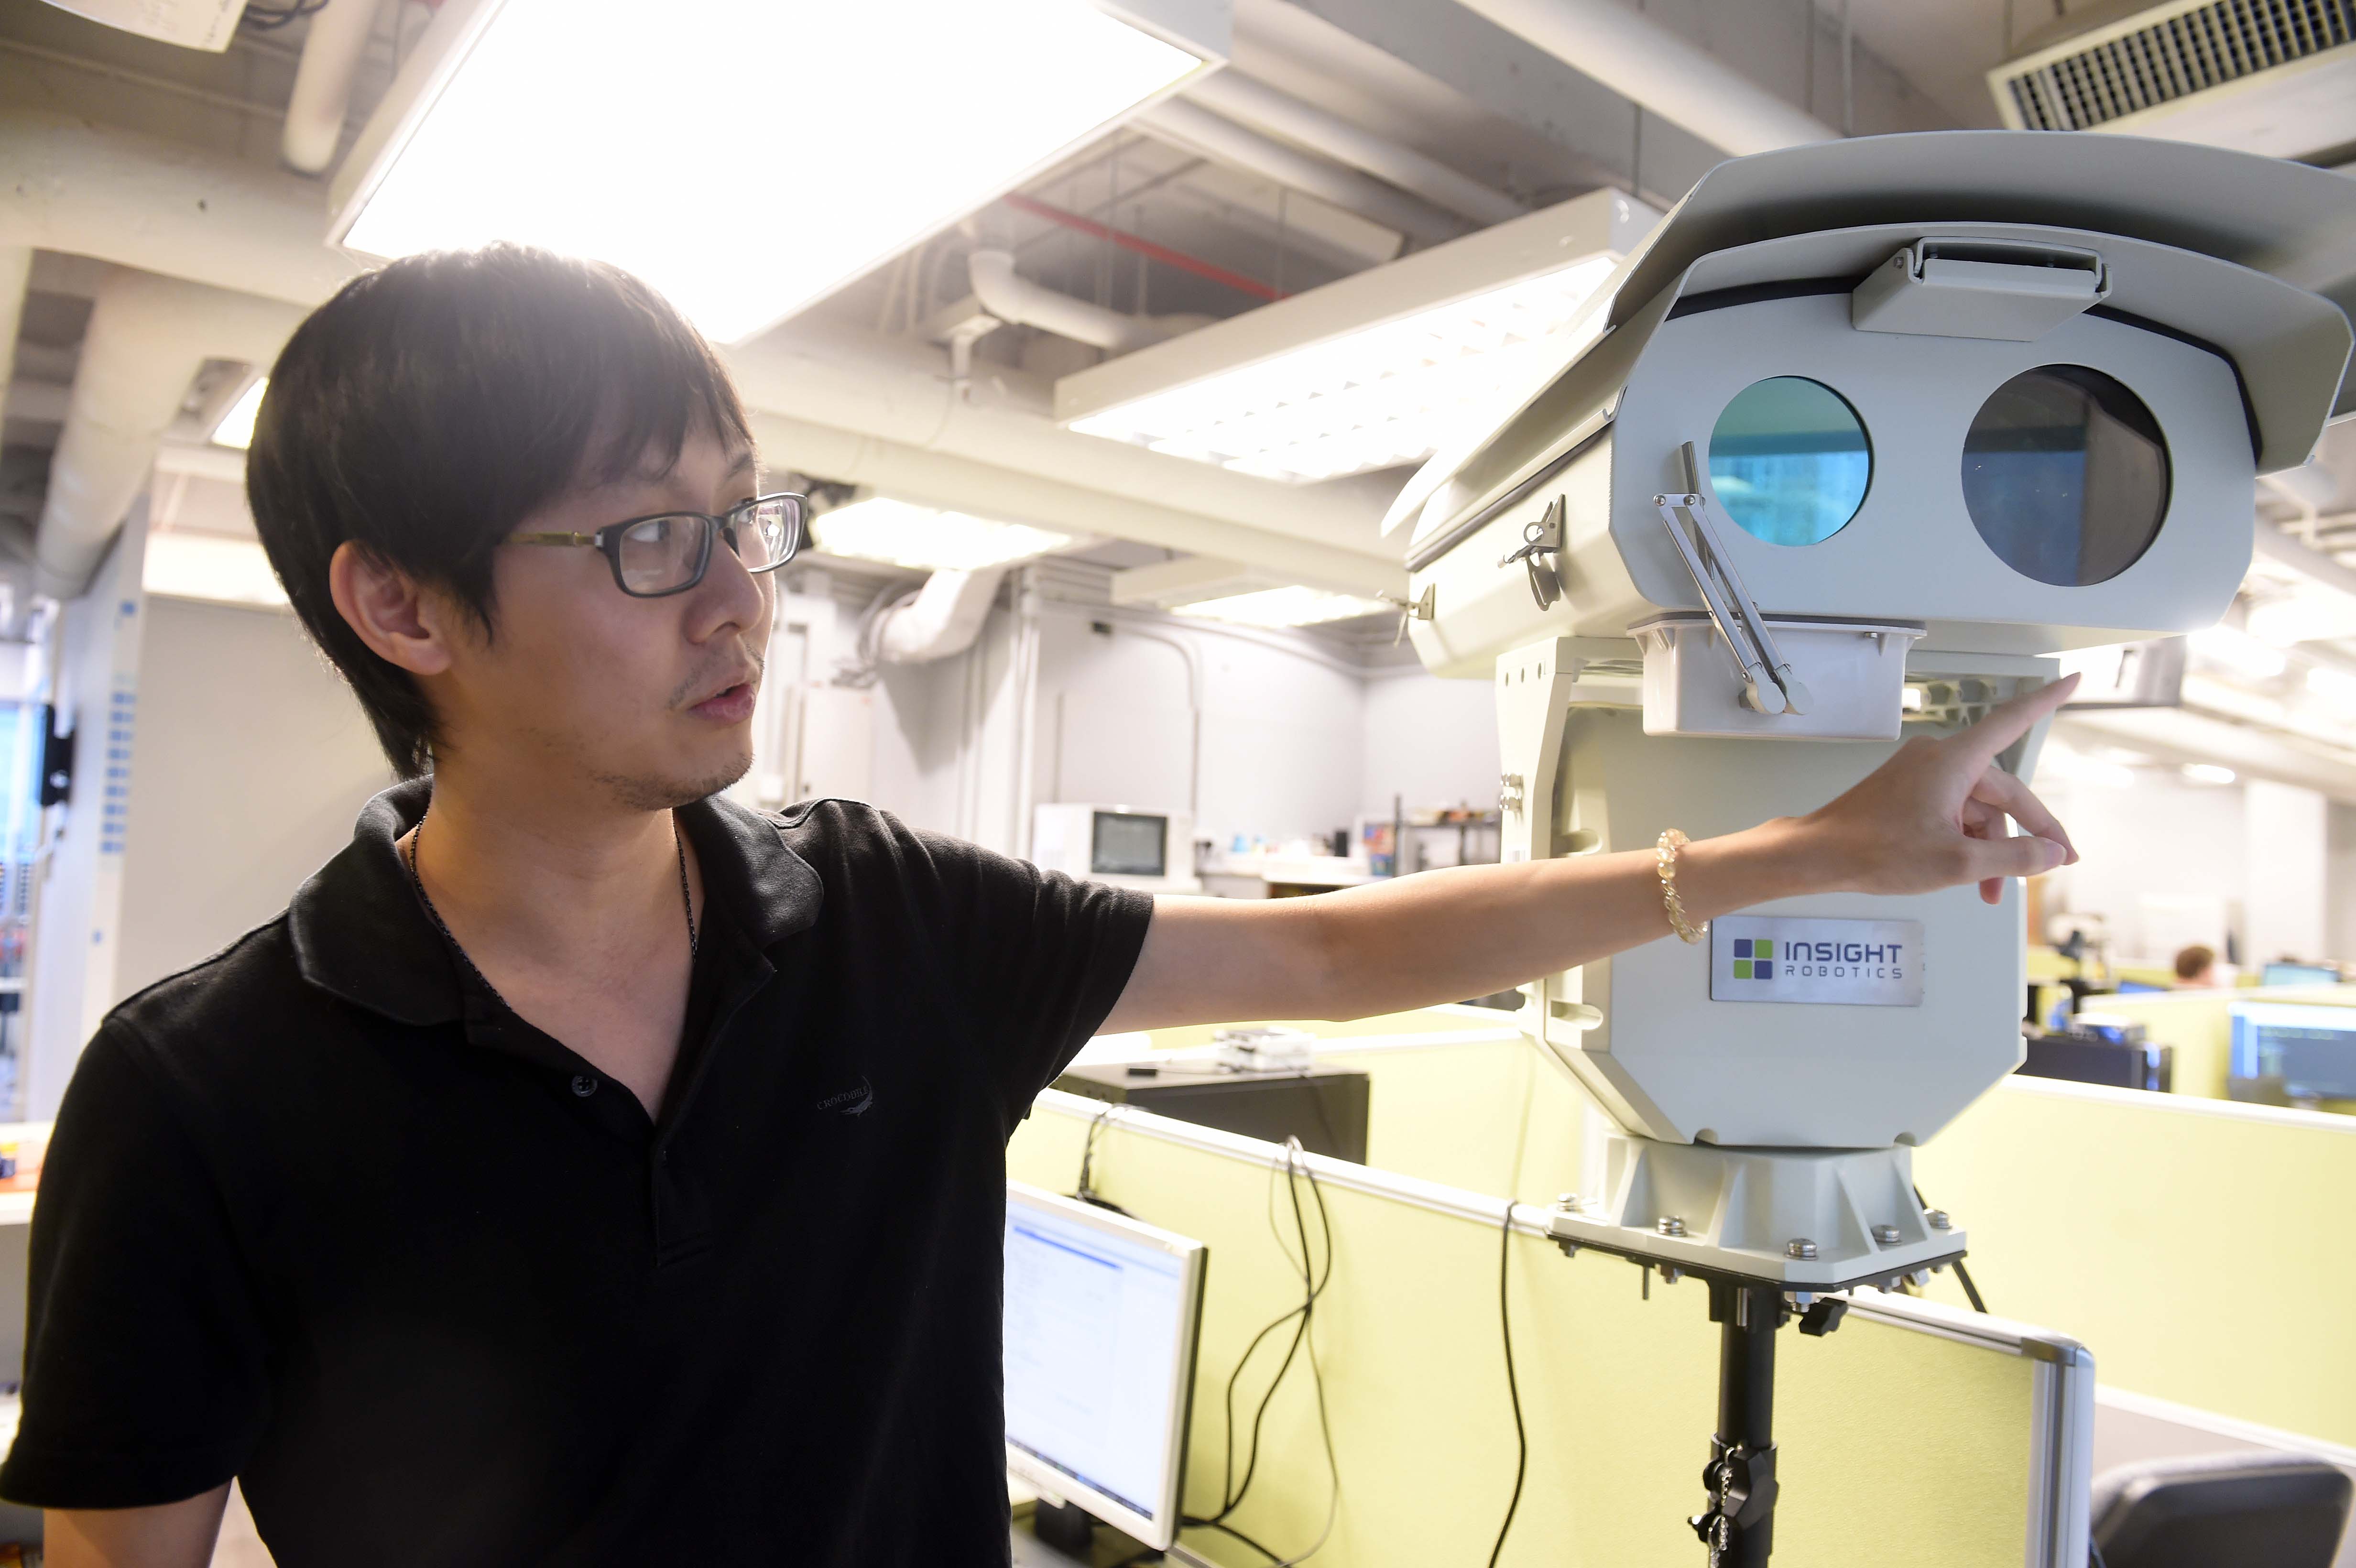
[1074,1103,1133,1217]
[1914,1185,1988,1314]
[1486,1202,1528,1568]
[1185,1518,1283,1562]
[238,0,329,30]
[1181,1139,1338,1558]
[1216,1146,1331,1521]
[1269,1143,1340,1566]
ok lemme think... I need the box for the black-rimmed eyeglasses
[507,493,808,598]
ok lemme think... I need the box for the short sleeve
[909,828,1156,1124]
[0,1023,271,1509]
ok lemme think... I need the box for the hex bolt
[1657,1216,1687,1237]
[1659,1265,1683,1285]
[1555,1192,1581,1211]
[1786,1238,1818,1260]
[1871,1224,1902,1245]
[1925,1209,1952,1230]
[1787,1290,1815,1310]
[1909,1269,1931,1288]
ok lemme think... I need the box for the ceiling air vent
[1986,0,2356,160]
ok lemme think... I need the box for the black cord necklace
[403,800,699,1007]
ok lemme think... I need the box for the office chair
[2092,1451,2351,1568]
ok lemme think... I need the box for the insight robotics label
[1709,915,1923,1007]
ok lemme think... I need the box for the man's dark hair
[247,244,755,778]
[2173,943,2215,981]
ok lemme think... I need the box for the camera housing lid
[1390,132,2356,680]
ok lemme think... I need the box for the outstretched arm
[1101,676,2080,1033]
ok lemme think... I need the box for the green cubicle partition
[2086,983,2356,1101]
[1013,1090,2092,1568]
[1310,1031,2356,1456]
[1912,1074,2356,1449]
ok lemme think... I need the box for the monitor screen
[1003,1182,1204,1550]
[1091,812,1167,878]
[2229,1002,2356,1100]
[2262,962,2340,988]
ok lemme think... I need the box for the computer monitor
[2229,1002,2356,1100]
[1003,1181,1206,1551]
[1029,804,1200,893]
[2262,962,2341,988]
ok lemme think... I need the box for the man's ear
[327,542,457,677]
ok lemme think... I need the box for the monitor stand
[1013,1499,1156,1566]
[1034,1499,1096,1556]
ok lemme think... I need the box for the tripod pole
[1691,1281,1783,1565]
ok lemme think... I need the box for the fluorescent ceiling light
[330,0,1220,343]
[142,533,289,609]
[2307,664,2356,708]
[812,498,1073,573]
[2190,626,2287,679]
[2181,763,2237,785]
[1057,189,1654,483]
[1170,586,1392,628]
[210,378,265,450]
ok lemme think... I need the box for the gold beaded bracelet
[1655,828,1707,944]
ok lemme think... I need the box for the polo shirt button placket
[570,1074,599,1099]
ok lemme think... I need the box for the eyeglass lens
[615,498,801,595]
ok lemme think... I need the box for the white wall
[23,508,148,1120]
[1361,665,1499,823]
[2244,778,2329,967]
[840,578,1502,862]
[2040,773,2252,965]
[114,596,392,1002]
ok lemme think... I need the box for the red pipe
[1002,192,1287,303]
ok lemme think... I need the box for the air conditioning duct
[1987,0,2356,160]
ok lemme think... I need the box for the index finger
[1942,672,2082,778]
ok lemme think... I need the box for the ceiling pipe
[1447,0,1840,156]
[35,271,305,600]
[280,0,382,174]
[1002,192,1282,302]
[2254,518,2356,602]
[747,411,1399,597]
[1186,74,1526,228]
[967,250,1177,354]
[872,567,1009,665]
[1137,98,1472,247]
[0,106,1396,588]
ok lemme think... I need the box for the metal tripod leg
[1691,1282,1783,1565]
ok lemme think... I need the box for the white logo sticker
[1710,916,1924,1007]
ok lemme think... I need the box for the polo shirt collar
[288,777,824,1026]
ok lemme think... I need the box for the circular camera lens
[1706,376,1872,546]
[1962,365,2169,587]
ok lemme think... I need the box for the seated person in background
[2175,944,2219,988]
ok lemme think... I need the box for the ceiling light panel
[331,0,1223,344]
[813,498,1074,573]
[1057,189,1655,483]
[1170,586,1394,628]
[209,378,265,451]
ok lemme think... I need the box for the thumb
[1962,833,2069,884]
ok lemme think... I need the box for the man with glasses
[0,244,2075,1566]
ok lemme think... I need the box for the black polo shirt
[0,781,1154,1566]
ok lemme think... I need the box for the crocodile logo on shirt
[817,1077,874,1117]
